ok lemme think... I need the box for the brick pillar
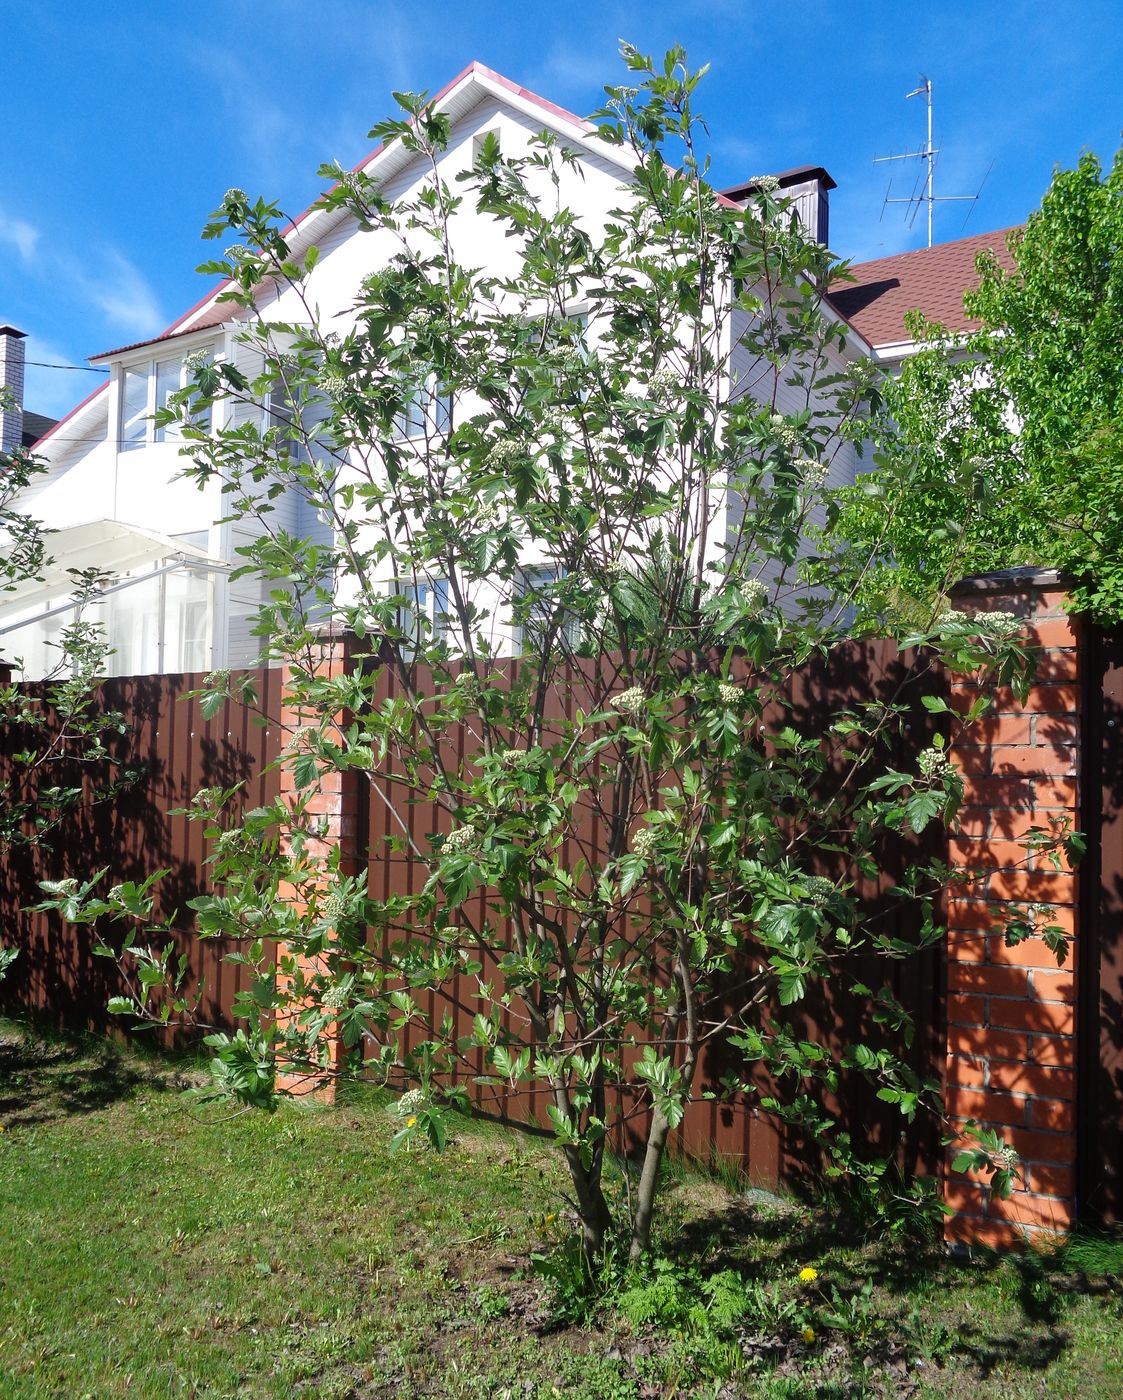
[276,629,364,1099]
[944,569,1080,1249]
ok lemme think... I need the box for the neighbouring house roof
[826,228,1020,349]
[22,411,56,447]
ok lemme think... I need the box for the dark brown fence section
[364,642,944,1193]
[0,668,282,1037]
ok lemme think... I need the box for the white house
[3,61,878,679]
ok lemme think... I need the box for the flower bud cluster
[751,175,781,193]
[395,1088,426,1118]
[802,875,835,908]
[768,412,802,456]
[717,682,743,707]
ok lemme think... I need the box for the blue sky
[2,0,1120,420]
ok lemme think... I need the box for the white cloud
[73,250,165,338]
[0,208,40,265]
[21,334,106,422]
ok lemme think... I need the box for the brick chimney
[0,325,27,453]
[720,167,836,246]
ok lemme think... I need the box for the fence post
[943,568,1081,1248]
[276,629,364,1099]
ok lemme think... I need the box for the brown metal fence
[0,668,282,1038]
[1,645,943,1190]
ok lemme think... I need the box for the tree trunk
[564,1144,614,1254]
[628,1106,672,1263]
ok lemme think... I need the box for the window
[387,576,451,653]
[515,565,579,652]
[120,366,148,451]
[392,377,452,442]
[118,350,214,450]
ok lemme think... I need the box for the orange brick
[952,1025,1029,1061]
[986,934,1073,971]
[949,963,1031,998]
[944,1215,1028,1251]
[993,746,1078,777]
[949,838,1033,870]
[970,715,1033,746]
[1010,1127,1074,1165]
[944,1181,987,1214]
[1033,778,1079,809]
[987,1062,1075,1099]
[954,808,993,838]
[1027,618,1078,648]
[1026,1163,1075,1197]
[948,899,1001,932]
[1036,716,1079,747]
[966,775,1037,808]
[989,1189,1073,1230]
[1029,1098,1075,1132]
[945,1087,1027,1128]
[954,746,992,775]
[1024,1033,1074,1066]
[989,870,1076,904]
[1035,650,1081,682]
[1032,968,1076,1003]
[990,997,1074,1035]
[948,993,986,1027]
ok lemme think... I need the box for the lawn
[1,1019,1121,1398]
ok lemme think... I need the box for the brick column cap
[951,567,1071,597]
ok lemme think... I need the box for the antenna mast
[875,77,984,247]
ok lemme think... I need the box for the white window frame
[392,374,452,443]
[117,347,215,451]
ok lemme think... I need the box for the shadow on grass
[0,1018,182,1128]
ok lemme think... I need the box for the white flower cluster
[224,187,248,207]
[717,682,743,706]
[632,826,659,860]
[751,175,781,193]
[648,368,676,395]
[918,747,954,780]
[993,1143,1020,1172]
[395,1088,426,1118]
[769,413,802,457]
[743,579,767,614]
[795,457,829,489]
[443,826,479,856]
[615,685,646,715]
[184,350,211,376]
[107,884,125,903]
[191,786,224,810]
[224,245,249,263]
[487,439,522,469]
[937,608,1023,645]
[500,748,526,770]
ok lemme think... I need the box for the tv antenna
[874,77,991,247]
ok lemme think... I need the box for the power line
[25,360,109,373]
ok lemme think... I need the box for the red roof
[90,299,235,362]
[826,227,1019,348]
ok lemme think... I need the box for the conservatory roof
[0,519,221,629]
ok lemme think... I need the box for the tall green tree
[50,47,1062,1261]
[828,143,1123,624]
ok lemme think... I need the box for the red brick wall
[944,576,1081,1249]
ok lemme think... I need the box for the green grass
[1,1018,1122,1398]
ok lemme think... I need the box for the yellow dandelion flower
[802,1326,816,1344]
[407,1116,417,1128]
[799,1266,818,1283]
[545,1213,556,1224]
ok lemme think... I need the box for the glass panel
[154,357,183,443]
[120,366,149,451]
[105,574,162,676]
[2,608,71,681]
[164,569,210,672]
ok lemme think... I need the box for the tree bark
[628,1105,672,1263]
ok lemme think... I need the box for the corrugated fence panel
[0,668,281,1041]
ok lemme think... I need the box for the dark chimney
[720,166,836,246]
[0,325,28,453]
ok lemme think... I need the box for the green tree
[827,143,1123,624]
[49,47,1061,1260]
